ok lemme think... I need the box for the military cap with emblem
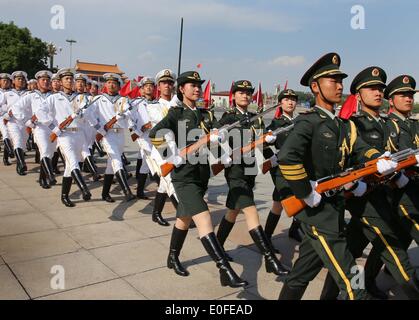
[350,66,387,94]
[11,71,28,81]
[0,73,12,80]
[74,73,88,82]
[35,70,53,80]
[57,68,74,78]
[176,71,205,86]
[231,80,255,94]
[139,76,155,87]
[28,79,37,84]
[384,75,417,99]
[51,73,60,81]
[278,89,298,102]
[103,73,122,85]
[300,52,347,87]
[155,69,176,83]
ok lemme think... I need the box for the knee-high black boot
[264,211,281,253]
[115,169,135,201]
[85,155,101,181]
[71,169,91,201]
[278,283,306,300]
[3,149,11,166]
[51,151,61,174]
[41,157,57,185]
[61,176,75,207]
[152,192,169,226]
[3,138,14,158]
[201,232,248,288]
[288,218,303,242]
[249,225,290,276]
[216,216,235,261]
[169,195,178,209]
[38,165,51,189]
[102,174,115,202]
[135,159,142,180]
[34,145,40,164]
[136,173,149,199]
[121,152,130,165]
[14,148,27,176]
[167,226,189,276]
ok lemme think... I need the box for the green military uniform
[216,80,264,210]
[149,71,217,217]
[278,53,380,300]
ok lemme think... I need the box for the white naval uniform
[12,90,57,159]
[88,94,134,175]
[0,89,9,140]
[3,89,30,150]
[38,92,88,177]
[71,93,95,159]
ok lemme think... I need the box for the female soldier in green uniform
[215,80,289,277]
[149,71,247,288]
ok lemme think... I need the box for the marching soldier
[149,71,248,288]
[277,53,397,300]
[0,73,14,166]
[89,73,136,202]
[90,81,99,96]
[3,71,30,175]
[264,89,303,247]
[51,73,61,93]
[39,68,92,207]
[214,79,289,277]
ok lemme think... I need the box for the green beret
[300,52,347,87]
[177,71,205,86]
[278,89,298,102]
[384,75,416,99]
[232,80,254,94]
[350,66,386,94]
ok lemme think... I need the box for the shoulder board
[298,108,316,114]
[351,113,364,118]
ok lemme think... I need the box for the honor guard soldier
[149,71,248,288]
[90,81,99,96]
[0,73,14,166]
[214,79,289,277]
[264,89,303,246]
[89,73,136,202]
[51,73,61,93]
[277,53,397,300]
[3,71,30,175]
[38,68,92,207]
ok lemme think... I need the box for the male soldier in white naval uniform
[38,68,92,207]
[3,71,30,175]
[88,73,136,202]
[13,70,57,189]
[0,73,14,166]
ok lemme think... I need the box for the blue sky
[1,0,418,94]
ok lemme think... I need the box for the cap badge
[372,68,380,77]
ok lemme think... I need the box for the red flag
[284,80,288,91]
[137,76,144,83]
[255,82,263,111]
[228,81,234,107]
[154,86,160,100]
[128,86,141,99]
[339,94,358,119]
[100,85,108,94]
[203,80,211,109]
[119,80,132,96]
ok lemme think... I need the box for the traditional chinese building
[74,60,126,82]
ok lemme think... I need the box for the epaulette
[350,113,364,118]
[409,115,418,121]
[379,113,389,119]
[298,108,316,114]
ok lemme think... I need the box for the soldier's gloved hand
[170,155,183,168]
[269,154,278,167]
[209,129,227,144]
[376,158,398,175]
[344,181,367,197]
[264,131,277,144]
[116,113,125,121]
[395,173,409,189]
[220,154,232,168]
[415,154,419,167]
[302,181,321,208]
[70,112,78,119]
[52,127,62,137]
[25,119,35,129]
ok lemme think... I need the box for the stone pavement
[0,138,417,300]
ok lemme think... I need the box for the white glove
[209,132,219,143]
[264,131,277,144]
[344,181,367,197]
[376,158,398,175]
[25,120,35,128]
[209,129,227,144]
[302,181,321,208]
[170,155,183,168]
[116,113,125,120]
[220,154,232,167]
[415,154,419,167]
[395,173,409,189]
[70,112,78,119]
[52,127,61,137]
[269,155,278,167]
[97,128,107,137]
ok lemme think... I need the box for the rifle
[211,124,294,176]
[50,96,100,142]
[160,104,279,177]
[281,148,419,218]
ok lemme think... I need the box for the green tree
[0,22,49,78]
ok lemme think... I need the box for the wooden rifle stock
[50,115,74,142]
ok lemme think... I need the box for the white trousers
[0,116,10,139]
[102,130,124,174]
[7,119,28,150]
[57,130,84,177]
[33,125,56,159]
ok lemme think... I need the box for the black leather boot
[278,283,306,300]
[14,148,27,176]
[85,155,102,181]
[34,146,40,164]
[320,272,340,300]
[94,141,106,157]
[249,225,290,276]
[102,174,115,203]
[39,166,51,189]
[216,216,235,261]
[41,157,57,185]
[400,275,419,300]
[264,211,281,253]
[3,138,14,158]
[121,152,130,165]
[288,218,303,242]
[61,176,75,207]
[51,151,61,174]
[136,173,149,199]
[152,192,170,226]
[135,159,142,179]
[71,169,91,201]
[115,169,135,202]
[3,151,11,166]
[167,226,189,276]
[201,232,248,288]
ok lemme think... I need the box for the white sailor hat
[155,69,176,83]
[28,79,37,84]
[51,73,60,81]
[139,76,155,87]
[103,73,122,85]
[74,73,88,82]
[57,68,75,78]
[91,80,99,87]
[86,78,92,85]
[35,70,53,79]
[0,73,12,80]
[11,71,28,80]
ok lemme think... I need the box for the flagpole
[177,17,184,76]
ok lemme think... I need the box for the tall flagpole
[177,17,183,76]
